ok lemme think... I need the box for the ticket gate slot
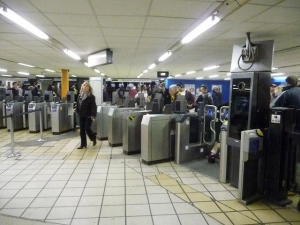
[5,90,13,103]
[44,91,54,130]
[28,102,46,133]
[51,103,72,135]
[174,104,217,164]
[238,129,264,205]
[0,96,6,128]
[107,107,141,147]
[23,90,32,129]
[141,114,177,165]
[123,110,151,155]
[96,105,118,140]
[6,101,25,131]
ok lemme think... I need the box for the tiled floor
[0,129,300,225]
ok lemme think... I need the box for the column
[61,69,69,98]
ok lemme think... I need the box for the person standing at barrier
[75,81,97,149]
[158,82,171,105]
[11,82,19,99]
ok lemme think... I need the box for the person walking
[75,81,97,149]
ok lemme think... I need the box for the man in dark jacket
[11,82,19,99]
[159,82,171,105]
[274,75,300,109]
[196,84,213,106]
[177,83,195,109]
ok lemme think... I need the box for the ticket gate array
[122,110,150,155]
[96,104,118,140]
[6,101,25,132]
[141,114,178,165]
[51,103,74,135]
[0,97,6,128]
[28,102,46,133]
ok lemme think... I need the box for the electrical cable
[237,47,256,71]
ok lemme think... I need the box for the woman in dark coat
[75,81,97,149]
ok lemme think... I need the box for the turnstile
[6,101,25,131]
[0,99,6,128]
[107,107,140,147]
[122,110,150,155]
[51,103,74,135]
[96,105,118,140]
[141,114,177,165]
[44,102,53,130]
[28,102,46,133]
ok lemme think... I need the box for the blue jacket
[274,86,300,109]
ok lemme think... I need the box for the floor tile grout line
[97,142,113,225]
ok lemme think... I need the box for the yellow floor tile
[163,185,184,194]
[176,193,191,202]
[252,209,285,223]
[226,212,259,224]
[216,202,235,212]
[158,179,179,186]
[186,192,212,202]
[180,185,197,193]
[194,202,222,213]
[219,200,248,211]
[208,213,233,225]
[246,201,271,210]
[155,174,171,179]
[239,211,260,222]
[275,208,300,222]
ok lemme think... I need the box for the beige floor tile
[186,192,212,202]
[71,218,99,225]
[99,217,125,225]
[126,216,153,225]
[55,196,80,207]
[15,189,41,198]
[219,200,248,211]
[127,204,151,216]
[126,186,146,195]
[252,209,286,223]
[100,205,125,217]
[152,215,181,225]
[0,208,26,217]
[180,184,198,193]
[226,212,259,224]
[148,193,171,204]
[45,180,68,189]
[246,201,271,210]
[61,188,84,197]
[29,197,57,208]
[38,188,62,198]
[209,213,233,225]
[23,181,47,189]
[0,189,18,198]
[175,193,190,202]
[173,202,200,214]
[179,214,208,225]
[65,180,87,188]
[126,194,148,205]
[74,206,101,218]
[47,207,76,220]
[22,207,51,220]
[103,186,124,195]
[2,181,27,190]
[276,208,300,222]
[103,195,125,205]
[79,196,103,206]
[158,179,179,186]
[106,179,125,187]
[194,201,222,213]
[146,185,167,194]
[163,185,184,194]
[210,191,236,201]
[215,202,235,212]
[4,198,34,209]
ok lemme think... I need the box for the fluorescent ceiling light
[203,65,219,71]
[148,63,156,70]
[224,77,231,80]
[196,77,204,79]
[45,69,55,72]
[143,69,149,74]
[272,67,278,70]
[2,74,12,77]
[175,74,182,77]
[71,75,77,77]
[186,71,196,75]
[36,74,45,77]
[139,73,143,77]
[273,76,287,79]
[209,74,219,78]
[0,68,7,72]
[271,73,285,76]
[181,15,220,44]
[84,62,90,67]
[100,73,105,76]
[226,72,231,76]
[18,63,34,67]
[63,49,81,60]
[94,69,100,73]
[158,51,172,62]
[17,72,29,75]
[0,7,49,40]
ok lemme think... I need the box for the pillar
[61,69,69,98]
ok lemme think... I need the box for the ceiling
[0,0,299,80]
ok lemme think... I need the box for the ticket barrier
[28,102,46,133]
[238,129,264,205]
[6,101,25,131]
[96,104,118,140]
[23,90,32,128]
[141,114,178,165]
[174,104,217,164]
[0,96,6,128]
[51,103,74,135]
[107,107,142,147]
[122,110,150,155]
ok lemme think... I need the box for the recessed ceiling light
[100,73,105,76]
[186,71,196,75]
[203,65,219,71]
[196,77,204,79]
[158,51,172,62]
[63,49,81,60]
[36,74,45,77]
[18,63,34,67]
[209,74,219,78]
[2,74,12,77]
[175,74,182,77]
[71,75,77,77]
[17,72,29,75]
[224,77,231,80]
[143,69,149,74]
[271,73,285,76]
[0,68,7,72]
[148,63,156,70]
[45,69,55,72]
[94,69,100,73]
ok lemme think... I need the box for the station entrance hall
[0,0,300,225]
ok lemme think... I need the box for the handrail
[219,106,229,123]
[203,105,217,145]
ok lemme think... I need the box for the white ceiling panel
[91,0,151,16]
[39,25,64,35]
[249,7,300,24]
[0,33,36,41]
[45,13,98,27]
[2,0,39,12]
[277,0,300,7]
[225,4,270,22]
[142,29,183,38]
[145,17,195,30]
[150,0,215,19]
[105,37,140,45]
[97,16,146,29]
[249,0,283,6]
[0,24,23,33]
[28,0,94,14]
[102,28,142,37]
[139,37,175,45]
[58,26,102,36]
[16,12,54,26]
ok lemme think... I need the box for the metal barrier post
[36,109,47,142]
[6,115,21,158]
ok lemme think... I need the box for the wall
[165,79,231,103]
